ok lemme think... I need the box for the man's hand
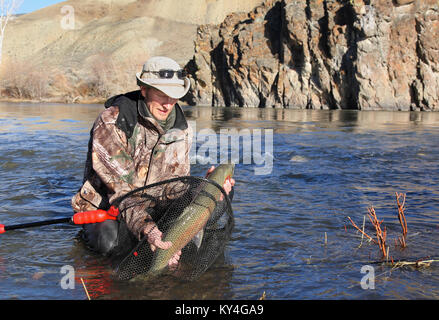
[143,222,182,268]
[167,249,182,270]
[206,165,235,200]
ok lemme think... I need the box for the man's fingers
[169,257,178,266]
[225,177,235,191]
[154,239,173,250]
[205,165,215,178]
[146,226,173,251]
[168,250,182,267]
[219,177,235,201]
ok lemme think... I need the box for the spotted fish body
[148,164,235,274]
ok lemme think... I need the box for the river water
[0,102,439,300]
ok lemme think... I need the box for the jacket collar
[105,90,188,138]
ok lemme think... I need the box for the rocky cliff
[183,0,439,111]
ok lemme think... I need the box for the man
[72,56,234,268]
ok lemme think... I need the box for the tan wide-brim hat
[136,56,190,100]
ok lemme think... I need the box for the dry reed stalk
[360,215,366,247]
[388,258,439,269]
[367,207,388,259]
[347,194,439,269]
[395,192,408,248]
[80,277,91,300]
[347,216,376,244]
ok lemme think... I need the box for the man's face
[144,87,178,121]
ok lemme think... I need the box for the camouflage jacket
[71,90,192,240]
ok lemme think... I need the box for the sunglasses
[142,69,187,80]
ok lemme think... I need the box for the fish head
[217,163,235,182]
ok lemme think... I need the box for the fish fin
[192,229,204,250]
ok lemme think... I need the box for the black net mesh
[108,175,234,281]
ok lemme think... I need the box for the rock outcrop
[184,0,439,111]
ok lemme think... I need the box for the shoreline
[0,96,437,112]
[0,96,107,105]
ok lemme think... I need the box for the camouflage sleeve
[119,198,153,241]
[157,124,193,201]
[91,107,135,200]
[91,107,151,240]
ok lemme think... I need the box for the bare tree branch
[0,0,23,64]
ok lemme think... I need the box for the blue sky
[17,0,66,14]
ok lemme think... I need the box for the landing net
[108,176,234,281]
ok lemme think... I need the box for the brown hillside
[1,0,263,103]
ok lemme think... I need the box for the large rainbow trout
[148,164,235,274]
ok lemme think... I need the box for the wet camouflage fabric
[72,103,192,240]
